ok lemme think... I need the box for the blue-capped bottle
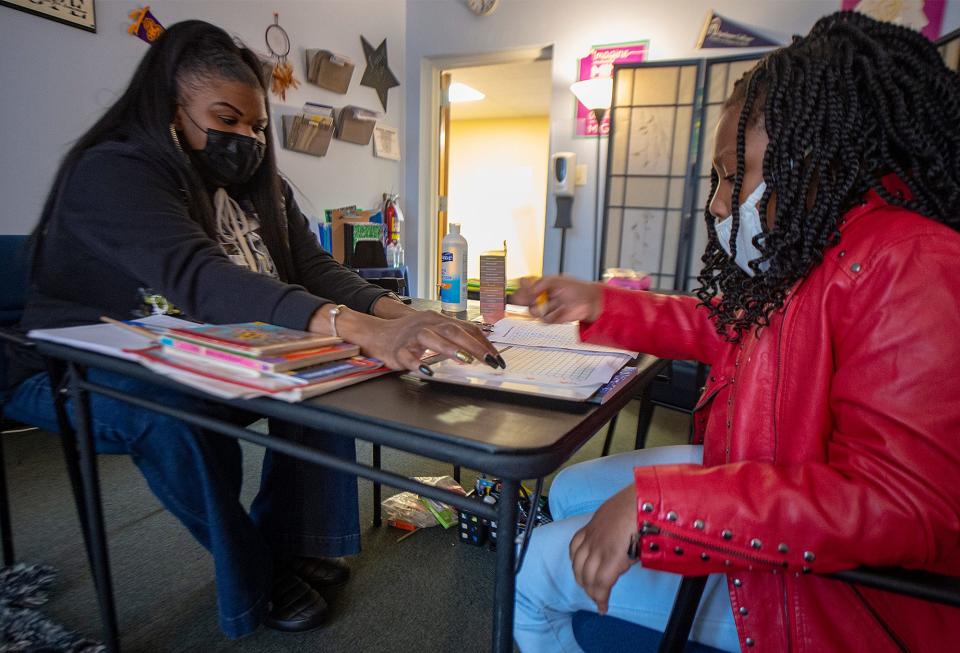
[440,223,468,313]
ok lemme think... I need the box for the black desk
[36,319,665,653]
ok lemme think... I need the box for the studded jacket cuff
[633,465,819,575]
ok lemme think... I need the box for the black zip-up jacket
[10,136,388,385]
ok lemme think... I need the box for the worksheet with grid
[490,318,639,357]
[430,345,629,389]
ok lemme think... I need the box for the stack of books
[137,321,387,401]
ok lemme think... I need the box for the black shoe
[284,556,351,590]
[263,572,329,632]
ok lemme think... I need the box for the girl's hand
[310,306,500,373]
[512,276,604,324]
[569,483,639,615]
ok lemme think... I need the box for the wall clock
[465,0,500,17]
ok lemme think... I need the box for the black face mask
[183,111,265,187]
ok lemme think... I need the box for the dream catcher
[265,13,299,101]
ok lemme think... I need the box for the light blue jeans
[514,445,740,652]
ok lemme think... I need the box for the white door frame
[415,44,553,299]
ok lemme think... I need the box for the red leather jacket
[580,188,960,652]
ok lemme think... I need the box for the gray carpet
[4,401,688,652]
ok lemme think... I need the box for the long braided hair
[695,11,960,340]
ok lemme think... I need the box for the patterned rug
[0,564,103,652]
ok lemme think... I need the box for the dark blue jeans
[4,370,361,638]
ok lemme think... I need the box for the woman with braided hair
[512,11,960,652]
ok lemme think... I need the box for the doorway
[420,47,553,298]
[445,60,552,284]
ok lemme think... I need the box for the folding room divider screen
[601,54,763,290]
[939,28,960,71]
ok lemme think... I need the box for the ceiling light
[448,82,485,103]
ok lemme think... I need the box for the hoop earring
[169,123,184,152]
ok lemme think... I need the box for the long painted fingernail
[418,363,434,377]
[454,349,474,364]
[496,355,507,369]
[484,354,499,369]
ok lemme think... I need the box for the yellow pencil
[536,291,549,310]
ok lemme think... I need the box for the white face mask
[714,182,770,276]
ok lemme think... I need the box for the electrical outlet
[575,164,588,186]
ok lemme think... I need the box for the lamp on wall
[570,77,613,279]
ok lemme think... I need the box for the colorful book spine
[159,336,356,373]
[589,365,639,404]
[160,337,272,371]
[166,322,337,355]
[137,347,385,396]
[286,357,379,382]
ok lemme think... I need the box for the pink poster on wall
[840,0,945,40]
[575,41,649,137]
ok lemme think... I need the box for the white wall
[404,0,960,288]
[0,0,405,233]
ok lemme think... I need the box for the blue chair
[573,611,725,653]
[572,574,725,653]
[0,235,31,565]
[0,235,88,570]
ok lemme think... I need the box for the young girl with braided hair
[513,11,960,652]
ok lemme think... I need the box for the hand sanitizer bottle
[385,241,400,268]
[440,223,468,313]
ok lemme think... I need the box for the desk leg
[492,478,520,653]
[372,444,382,527]
[46,361,94,572]
[69,365,120,653]
[601,413,620,457]
[635,385,655,450]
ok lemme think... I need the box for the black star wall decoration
[360,36,399,111]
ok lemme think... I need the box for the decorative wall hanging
[841,0,945,41]
[128,6,164,44]
[265,13,299,101]
[695,11,779,48]
[575,41,648,138]
[373,124,401,160]
[0,0,96,32]
[360,36,399,111]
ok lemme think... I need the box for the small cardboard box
[330,209,376,263]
